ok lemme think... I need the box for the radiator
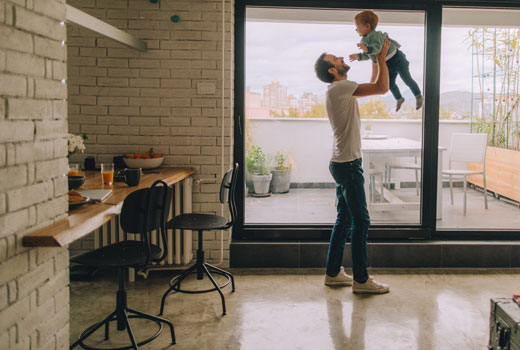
[91,177,193,282]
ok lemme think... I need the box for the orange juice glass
[67,164,79,176]
[101,163,114,185]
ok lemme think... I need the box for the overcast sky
[245,21,474,98]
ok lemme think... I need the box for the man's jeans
[326,158,370,283]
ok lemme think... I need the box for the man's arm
[353,38,391,97]
[369,63,378,84]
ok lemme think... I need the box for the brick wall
[67,0,235,266]
[0,0,69,349]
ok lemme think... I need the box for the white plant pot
[251,173,272,194]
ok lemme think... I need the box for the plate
[69,197,90,210]
[123,157,164,169]
[363,134,389,140]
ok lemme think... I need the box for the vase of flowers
[67,134,87,158]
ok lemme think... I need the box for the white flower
[67,134,86,157]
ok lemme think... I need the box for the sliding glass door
[234,1,520,239]
[243,7,426,226]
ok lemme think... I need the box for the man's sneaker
[396,97,405,112]
[415,95,424,110]
[352,276,390,294]
[324,266,353,286]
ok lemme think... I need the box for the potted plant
[270,150,291,193]
[246,145,272,195]
[245,146,256,194]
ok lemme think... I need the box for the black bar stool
[159,164,238,316]
[70,180,175,350]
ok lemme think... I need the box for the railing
[247,118,471,183]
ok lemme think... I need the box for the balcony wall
[247,118,471,183]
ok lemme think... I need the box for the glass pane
[439,8,520,230]
[245,8,425,225]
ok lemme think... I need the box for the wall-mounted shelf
[66,5,147,52]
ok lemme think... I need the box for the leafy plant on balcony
[466,28,520,151]
[274,150,290,171]
[246,145,270,175]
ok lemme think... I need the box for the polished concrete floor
[245,187,520,229]
[70,269,520,349]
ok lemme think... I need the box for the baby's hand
[357,43,368,53]
[348,54,359,62]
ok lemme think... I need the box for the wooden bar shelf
[23,167,195,247]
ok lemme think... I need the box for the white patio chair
[369,169,384,203]
[442,133,488,215]
[384,157,421,195]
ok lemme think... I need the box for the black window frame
[233,0,520,241]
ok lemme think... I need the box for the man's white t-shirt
[326,79,361,163]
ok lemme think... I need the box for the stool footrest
[160,260,235,316]
[70,308,175,350]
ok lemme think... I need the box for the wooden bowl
[123,157,164,169]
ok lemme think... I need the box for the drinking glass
[67,164,79,176]
[101,163,114,185]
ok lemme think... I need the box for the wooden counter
[23,167,195,247]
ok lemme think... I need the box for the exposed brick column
[0,0,69,349]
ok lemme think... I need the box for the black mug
[84,156,96,171]
[124,168,141,186]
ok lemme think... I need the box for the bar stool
[70,180,175,350]
[159,164,238,316]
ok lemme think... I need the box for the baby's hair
[355,10,378,30]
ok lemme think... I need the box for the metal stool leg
[70,311,117,349]
[206,263,235,292]
[159,264,197,315]
[128,308,175,345]
[123,310,138,350]
[202,263,227,315]
[104,313,115,340]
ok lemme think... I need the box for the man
[314,39,391,294]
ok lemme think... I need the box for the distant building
[288,94,298,108]
[263,82,288,108]
[246,86,262,108]
[299,92,319,112]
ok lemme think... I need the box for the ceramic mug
[124,168,141,186]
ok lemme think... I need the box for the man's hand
[376,38,391,60]
[349,54,359,62]
[357,43,368,53]
[353,38,390,97]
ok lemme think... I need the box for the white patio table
[361,137,446,220]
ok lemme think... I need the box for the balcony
[245,117,520,229]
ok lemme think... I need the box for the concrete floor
[70,269,519,349]
[245,187,520,229]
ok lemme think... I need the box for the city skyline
[246,79,492,120]
[245,21,475,98]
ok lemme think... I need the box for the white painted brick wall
[0,1,69,349]
[68,0,235,266]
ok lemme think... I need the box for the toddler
[349,10,423,112]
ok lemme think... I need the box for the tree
[269,109,285,117]
[303,104,327,118]
[467,28,520,150]
[359,97,391,119]
[286,107,300,118]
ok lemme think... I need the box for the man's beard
[337,63,350,77]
